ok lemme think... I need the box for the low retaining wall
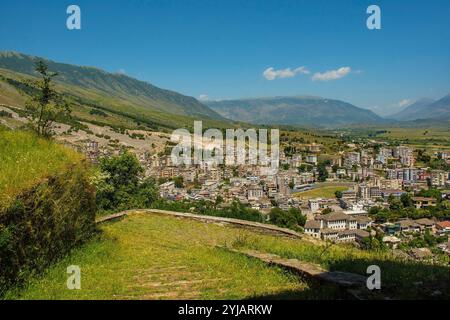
[220,247,367,288]
[96,209,302,239]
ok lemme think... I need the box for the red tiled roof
[437,221,450,228]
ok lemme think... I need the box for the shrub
[0,133,96,295]
[268,207,306,231]
[94,152,159,213]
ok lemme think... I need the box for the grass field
[0,130,82,207]
[236,233,450,299]
[350,127,450,149]
[6,213,342,300]
[294,185,349,199]
[5,212,449,299]
[379,127,450,141]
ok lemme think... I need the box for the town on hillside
[83,137,450,262]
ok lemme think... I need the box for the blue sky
[1,0,449,116]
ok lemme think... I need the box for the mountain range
[389,95,450,121]
[0,51,226,130]
[205,96,385,128]
[0,51,449,130]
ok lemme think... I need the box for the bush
[268,207,306,231]
[152,199,264,223]
[0,162,96,294]
[94,152,159,213]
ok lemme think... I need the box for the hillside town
[83,137,450,261]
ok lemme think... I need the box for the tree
[173,176,184,188]
[214,195,224,208]
[100,151,143,190]
[95,151,145,211]
[269,208,284,224]
[25,60,70,137]
[368,206,381,215]
[400,193,413,208]
[297,164,311,173]
[423,229,437,247]
[135,177,159,208]
[288,180,295,189]
[335,190,343,199]
[332,164,339,173]
[268,208,303,230]
[417,149,431,163]
[317,163,329,182]
[389,197,403,211]
[418,188,442,202]
[375,209,391,223]
[288,207,306,226]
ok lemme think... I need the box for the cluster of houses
[380,219,450,248]
[82,139,450,253]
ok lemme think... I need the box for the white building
[308,198,321,213]
[247,184,264,201]
[304,212,371,243]
[306,155,318,165]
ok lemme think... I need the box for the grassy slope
[0,68,236,131]
[8,212,449,300]
[0,130,82,208]
[239,234,450,299]
[7,213,340,300]
[0,51,224,120]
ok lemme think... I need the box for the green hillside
[0,51,232,131]
[0,130,96,294]
[0,130,82,207]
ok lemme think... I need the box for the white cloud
[397,99,411,108]
[312,67,352,82]
[198,94,209,101]
[263,66,310,80]
[116,69,126,75]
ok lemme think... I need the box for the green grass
[6,213,341,300]
[0,130,82,208]
[6,212,449,299]
[294,185,349,199]
[339,127,450,149]
[236,235,450,299]
[379,127,450,140]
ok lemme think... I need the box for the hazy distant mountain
[389,98,436,121]
[390,95,450,122]
[0,51,223,121]
[425,94,450,119]
[206,96,385,128]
